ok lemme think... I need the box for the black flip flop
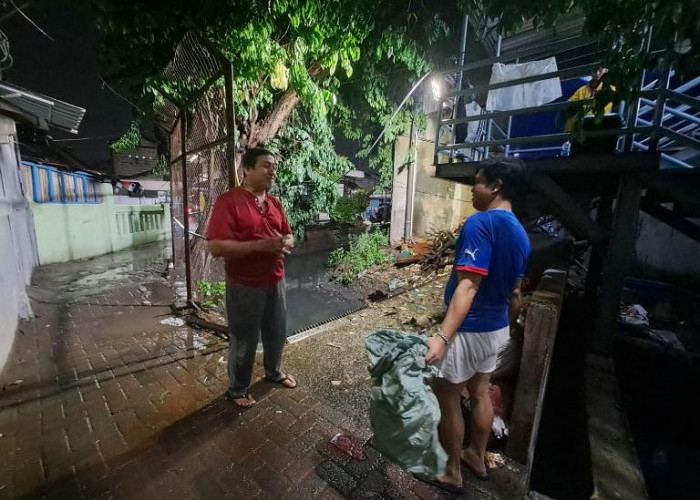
[413,473,465,494]
[265,373,298,389]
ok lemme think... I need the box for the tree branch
[249,89,300,147]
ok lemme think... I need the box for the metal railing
[433,60,699,169]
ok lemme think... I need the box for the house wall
[390,114,475,243]
[633,212,700,290]
[113,144,158,177]
[29,182,171,265]
[0,115,38,372]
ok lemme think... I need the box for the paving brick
[190,469,229,500]
[344,446,386,480]
[288,411,319,437]
[10,457,45,499]
[317,486,348,500]
[113,410,150,446]
[351,470,387,499]
[263,423,295,448]
[281,450,325,484]
[252,463,291,498]
[95,427,129,464]
[412,479,444,500]
[317,460,358,497]
[287,429,325,459]
[286,470,330,499]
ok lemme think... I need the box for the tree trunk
[249,89,300,147]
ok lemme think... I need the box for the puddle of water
[73,264,134,288]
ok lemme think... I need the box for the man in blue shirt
[424,158,531,492]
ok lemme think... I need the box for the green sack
[365,329,447,478]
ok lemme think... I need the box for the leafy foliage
[330,191,370,224]
[196,280,226,310]
[268,107,353,238]
[109,120,141,153]
[151,154,170,178]
[91,0,458,234]
[327,230,393,284]
[459,0,699,97]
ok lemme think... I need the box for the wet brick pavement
[0,243,495,499]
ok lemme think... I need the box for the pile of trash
[619,303,686,351]
[394,229,457,274]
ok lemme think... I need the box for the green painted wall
[30,184,171,264]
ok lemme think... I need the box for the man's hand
[282,234,295,255]
[261,235,286,255]
[425,336,447,365]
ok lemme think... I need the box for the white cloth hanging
[486,57,562,111]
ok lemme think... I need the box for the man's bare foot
[437,473,463,488]
[232,396,257,408]
[461,448,488,480]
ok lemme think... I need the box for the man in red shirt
[208,148,297,408]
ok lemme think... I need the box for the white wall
[0,116,38,372]
[634,212,700,287]
[391,113,475,243]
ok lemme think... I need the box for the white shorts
[437,326,510,384]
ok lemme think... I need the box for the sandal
[265,373,298,389]
[413,473,464,494]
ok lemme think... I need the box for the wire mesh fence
[155,32,236,304]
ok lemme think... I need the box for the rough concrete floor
[0,244,503,499]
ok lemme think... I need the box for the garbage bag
[365,329,447,478]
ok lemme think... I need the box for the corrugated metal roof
[0,81,85,134]
[471,12,597,63]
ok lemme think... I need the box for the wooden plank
[584,195,613,300]
[640,172,700,217]
[507,267,567,482]
[435,152,659,184]
[593,175,643,355]
[640,197,700,243]
[529,174,608,249]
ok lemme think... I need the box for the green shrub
[327,230,392,284]
[330,191,370,224]
[196,281,226,309]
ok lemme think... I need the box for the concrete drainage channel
[183,274,443,344]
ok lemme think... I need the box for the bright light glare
[431,78,442,100]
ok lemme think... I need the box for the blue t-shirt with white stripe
[444,210,531,333]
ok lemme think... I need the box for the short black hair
[478,158,526,201]
[241,148,276,170]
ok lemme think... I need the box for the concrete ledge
[586,354,649,500]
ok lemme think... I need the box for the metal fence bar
[437,126,654,152]
[224,62,238,188]
[180,111,193,305]
[446,61,602,99]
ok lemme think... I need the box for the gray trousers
[225,281,287,398]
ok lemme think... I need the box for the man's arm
[426,270,482,364]
[509,280,523,327]
[508,282,525,342]
[209,237,284,259]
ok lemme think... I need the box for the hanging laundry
[486,57,562,111]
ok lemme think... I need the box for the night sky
[0,2,132,171]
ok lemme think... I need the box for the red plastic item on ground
[489,384,504,416]
[330,433,368,461]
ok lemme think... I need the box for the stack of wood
[420,228,456,273]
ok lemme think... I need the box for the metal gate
[154,32,238,304]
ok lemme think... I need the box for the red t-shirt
[207,187,292,287]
